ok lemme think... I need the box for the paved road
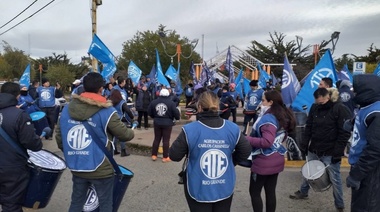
[23,121,353,212]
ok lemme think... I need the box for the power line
[0,0,39,30]
[0,0,55,36]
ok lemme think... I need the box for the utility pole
[91,0,101,72]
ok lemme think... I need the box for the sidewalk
[129,106,350,168]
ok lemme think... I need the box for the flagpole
[91,0,101,73]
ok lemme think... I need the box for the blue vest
[349,101,380,165]
[251,114,287,156]
[59,106,116,172]
[113,85,128,101]
[183,120,240,202]
[244,89,264,111]
[37,86,56,107]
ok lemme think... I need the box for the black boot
[114,149,120,155]
[120,149,130,157]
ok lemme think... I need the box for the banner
[128,61,142,85]
[19,64,31,89]
[234,68,243,98]
[281,54,301,107]
[291,49,337,112]
[88,34,116,83]
[165,64,177,81]
[199,62,209,86]
[189,61,197,85]
[337,64,353,83]
[155,49,169,86]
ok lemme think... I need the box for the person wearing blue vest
[169,91,251,212]
[289,87,352,212]
[18,86,40,114]
[184,81,194,107]
[345,75,380,212]
[246,90,296,212]
[55,72,134,212]
[0,82,43,212]
[108,89,135,157]
[37,78,63,138]
[113,76,128,101]
[242,80,264,136]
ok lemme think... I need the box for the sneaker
[151,155,157,161]
[289,190,308,199]
[162,157,171,163]
[336,207,344,212]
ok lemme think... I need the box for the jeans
[299,151,344,209]
[69,175,114,212]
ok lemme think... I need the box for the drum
[30,111,50,136]
[126,103,138,117]
[83,165,134,212]
[23,149,67,209]
[301,160,331,192]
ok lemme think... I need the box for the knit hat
[160,88,170,97]
[222,85,229,91]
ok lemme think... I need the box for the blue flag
[373,63,380,77]
[147,65,157,85]
[19,64,31,89]
[128,61,142,85]
[257,62,271,81]
[189,61,198,85]
[88,34,116,83]
[199,62,209,86]
[175,63,183,96]
[226,46,234,84]
[337,64,353,83]
[291,49,337,112]
[165,64,177,81]
[243,77,251,96]
[281,54,301,107]
[155,49,169,86]
[271,72,278,86]
[234,68,243,98]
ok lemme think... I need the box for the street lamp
[158,29,199,64]
[295,35,303,54]
[330,31,340,54]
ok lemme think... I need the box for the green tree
[45,63,75,92]
[246,32,313,80]
[118,25,201,85]
[0,41,30,80]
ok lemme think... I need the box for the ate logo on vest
[352,124,360,147]
[40,90,51,100]
[67,125,91,150]
[200,149,228,179]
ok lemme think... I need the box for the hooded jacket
[55,93,134,179]
[300,88,352,157]
[348,75,380,211]
[0,93,42,167]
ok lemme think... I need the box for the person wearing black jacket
[0,82,43,212]
[289,87,352,211]
[169,91,251,212]
[219,85,236,120]
[135,84,152,129]
[148,88,180,162]
[346,75,380,212]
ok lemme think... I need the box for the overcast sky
[1,0,379,65]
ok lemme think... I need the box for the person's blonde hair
[197,91,219,112]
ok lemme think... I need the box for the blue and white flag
[199,62,209,86]
[373,63,380,77]
[337,64,353,83]
[258,71,267,89]
[165,64,177,81]
[88,34,116,83]
[19,64,31,89]
[243,77,251,96]
[281,54,301,107]
[147,65,157,85]
[128,61,142,85]
[234,68,243,98]
[226,46,234,84]
[189,61,197,85]
[271,72,278,86]
[291,49,337,112]
[155,49,170,86]
[257,62,271,81]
